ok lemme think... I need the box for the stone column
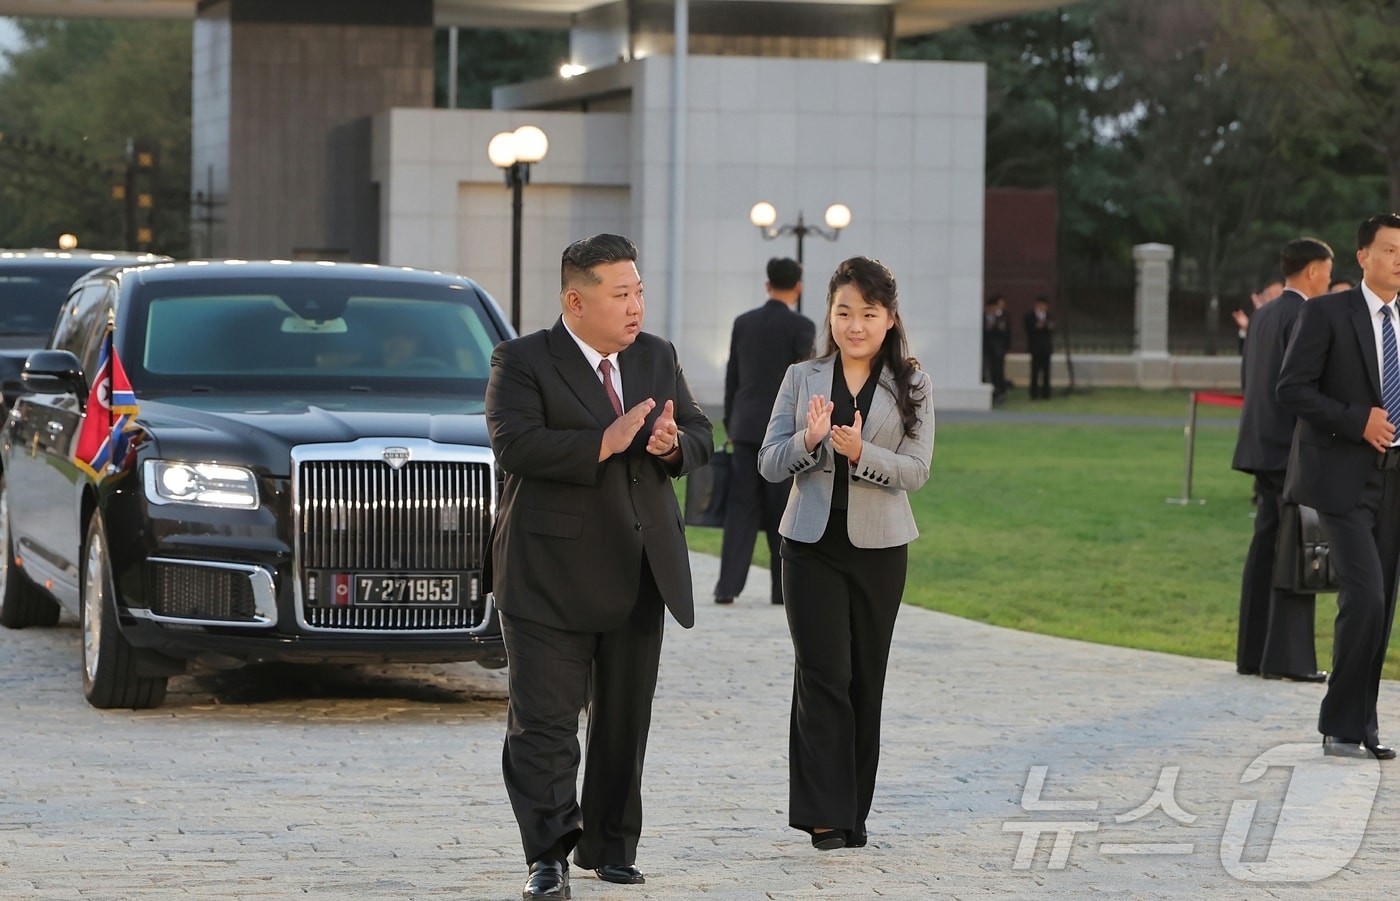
[192,0,433,259]
[1133,242,1174,389]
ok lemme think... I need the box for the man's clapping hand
[646,399,681,457]
[600,398,656,461]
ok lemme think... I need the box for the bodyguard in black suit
[1277,213,1400,761]
[714,258,816,605]
[1023,295,1054,400]
[485,235,713,897]
[1231,238,1332,683]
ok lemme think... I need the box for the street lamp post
[749,202,852,311]
[488,125,550,334]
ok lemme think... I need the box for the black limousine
[0,260,511,708]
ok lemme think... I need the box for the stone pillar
[192,0,434,260]
[1133,242,1174,389]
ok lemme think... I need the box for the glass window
[126,276,506,395]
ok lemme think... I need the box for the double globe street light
[488,125,550,333]
[749,202,852,312]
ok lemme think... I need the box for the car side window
[53,283,113,372]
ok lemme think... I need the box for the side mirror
[21,350,85,397]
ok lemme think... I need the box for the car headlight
[143,460,260,509]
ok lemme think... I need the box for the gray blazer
[757,354,935,548]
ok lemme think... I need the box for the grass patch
[681,392,1384,676]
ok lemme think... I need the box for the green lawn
[682,391,1382,677]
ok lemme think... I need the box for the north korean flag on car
[73,327,140,482]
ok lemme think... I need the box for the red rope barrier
[1195,391,1244,408]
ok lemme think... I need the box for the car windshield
[0,266,93,335]
[127,276,505,393]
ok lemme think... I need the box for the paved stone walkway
[1,552,1397,900]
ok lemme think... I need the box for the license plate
[352,574,461,606]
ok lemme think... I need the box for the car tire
[0,473,60,629]
[80,511,167,709]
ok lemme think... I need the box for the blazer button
[634,523,642,531]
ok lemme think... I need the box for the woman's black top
[829,356,882,512]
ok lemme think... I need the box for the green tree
[0,17,191,254]
[1221,0,1400,211]
[436,28,570,109]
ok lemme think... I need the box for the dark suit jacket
[1233,288,1306,475]
[1023,311,1054,355]
[1277,287,1382,514]
[484,319,713,631]
[723,298,815,444]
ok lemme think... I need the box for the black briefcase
[1273,502,1340,593]
[683,447,730,528]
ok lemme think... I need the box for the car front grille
[146,562,259,622]
[297,455,493,632]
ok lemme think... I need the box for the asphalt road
[2,551,1397,900]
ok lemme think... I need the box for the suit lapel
[1347,289,1383,403]
[546,319,619,427]
[863,370,899,439]
[617,340,653,411]
[805,355,835,405]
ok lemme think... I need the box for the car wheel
[0,473,60,629]
[80,511,167,709]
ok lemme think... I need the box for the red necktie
[599,358,623,417]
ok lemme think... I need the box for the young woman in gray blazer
[757,256,935,850]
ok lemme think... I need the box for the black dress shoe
[523,859,569,899]
[1262,670,1328,683]
[715,596,734,605]
[1369,744,1398,760]
[811,830,846,850]
[594,863,645,884]
[847,829,867,848]
[1236,666,1260,676]
[1323,736,1372,759]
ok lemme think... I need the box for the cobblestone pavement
[2,552,1398,900]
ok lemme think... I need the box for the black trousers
[499,562,664,868]
[1236,471,1318,675]
[715,440,789,602]
[780,510,907,837]
[1318,465,1400,746]
[1029,350,1052,399]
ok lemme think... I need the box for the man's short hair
[561,234,638,291]
[986,294,1004,307]
[1280,237,1333,278]
[1357,214,1400,251]
[766,257,802,291]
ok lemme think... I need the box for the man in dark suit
[485,234,713,897]
[714,257,815,606]
[1232,237,1333,684]
[1277,213,1400,761]
[983,295,1011,403]
[1023,295,1054,400]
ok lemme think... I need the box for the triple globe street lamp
[488,124,550,334]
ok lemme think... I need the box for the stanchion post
[1167,391,1207,505]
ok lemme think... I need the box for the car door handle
[46,421,64,434]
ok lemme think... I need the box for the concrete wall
[1004,353,1244,391]
[375,55,991,410]
[192,1,433,259]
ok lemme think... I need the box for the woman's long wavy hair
[820,256,925,438]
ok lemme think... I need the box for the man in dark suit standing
[983,295,1011,403]
[714,257,815,606]
[1278,213,1400,761]
[1023,295,1054,400]
[485,234,713,897]
[1232,237,1333,683]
